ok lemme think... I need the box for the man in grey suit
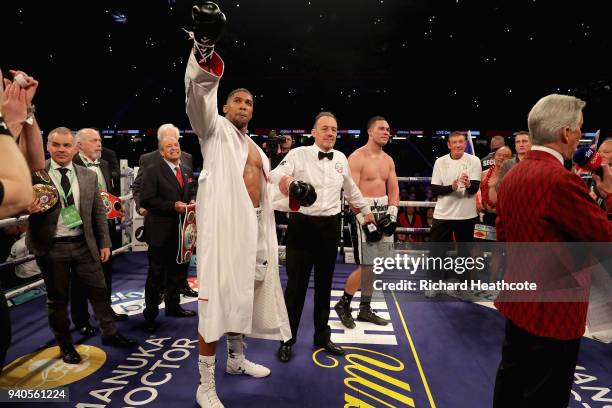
[71,128,128,335]
[27,127,136,364]
[131,124,197,298]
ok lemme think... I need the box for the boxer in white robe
[185,46,290,408]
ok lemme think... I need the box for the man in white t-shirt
[428,131,482,296]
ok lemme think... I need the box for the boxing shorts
[350,196,394,265]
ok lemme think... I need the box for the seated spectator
[5,224,41,281]
[399,206,424,242]
[423,208,434,242]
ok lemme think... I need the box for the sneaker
[357,305,389,326]
[334,300,356,329]
[226,357,271,378]
[196,384,224,408]
[197,359,223,408]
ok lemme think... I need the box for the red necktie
[175,166,184,188]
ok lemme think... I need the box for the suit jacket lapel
[73,154,85,167]
[100,160,112,193]
[74,165,90,216]
[179,164,189,201]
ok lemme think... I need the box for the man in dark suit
[493,94,612,407]
[132,124,196,298]
[132,125,193,215]
[71,128,128,335]
[26,127,136,364]
[140,130,197,332]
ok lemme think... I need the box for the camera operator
[264,131,293,169]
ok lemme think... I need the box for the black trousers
[143,240,183,322]
[493,319,580,408]
[284,213,340,345]
[71,220,117,327]
[428,217,477,281]
[37,240,116,345]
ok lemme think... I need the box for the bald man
[71,128,127,337]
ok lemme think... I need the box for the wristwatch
[0,116,13,137]
[25,105,36,125]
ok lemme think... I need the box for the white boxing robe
[185,51,291,343]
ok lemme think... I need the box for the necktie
[175,166,184,188]
[318,151,334,160]
[87,162,100,167]
[58,167,75,206]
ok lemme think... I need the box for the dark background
[2,0,611,171]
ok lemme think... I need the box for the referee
[270,112,374,362]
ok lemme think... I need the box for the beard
[229,114,249,130]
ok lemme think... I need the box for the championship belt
[177,203,197,264]
[32,169,59,212]
[100,191,124,219]
[474,224,497,241]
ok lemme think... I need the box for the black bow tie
[318,151,334,160]
[87,162,100,167]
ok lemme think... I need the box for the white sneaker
[226,357,271,378]
[197,359,223,408]
[196,384,224,408]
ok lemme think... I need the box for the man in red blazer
[493,94,612,407]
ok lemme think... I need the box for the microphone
[573,146,604,178]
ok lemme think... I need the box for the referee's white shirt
[270,145,371,217]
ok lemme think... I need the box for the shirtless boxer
[184,3,290,407]
[334,116,400,328]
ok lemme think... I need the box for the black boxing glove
[192,1,226,43]
[289,181,317,209]
[190,1,227,62]
[357,213,382,243]
[378,205,398,236]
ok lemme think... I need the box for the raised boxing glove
[192,1,226,43]
[190,1,227,62]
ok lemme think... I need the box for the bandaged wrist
[356,213,366,225]
[387,205,398,221]
[359,206,372,216]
